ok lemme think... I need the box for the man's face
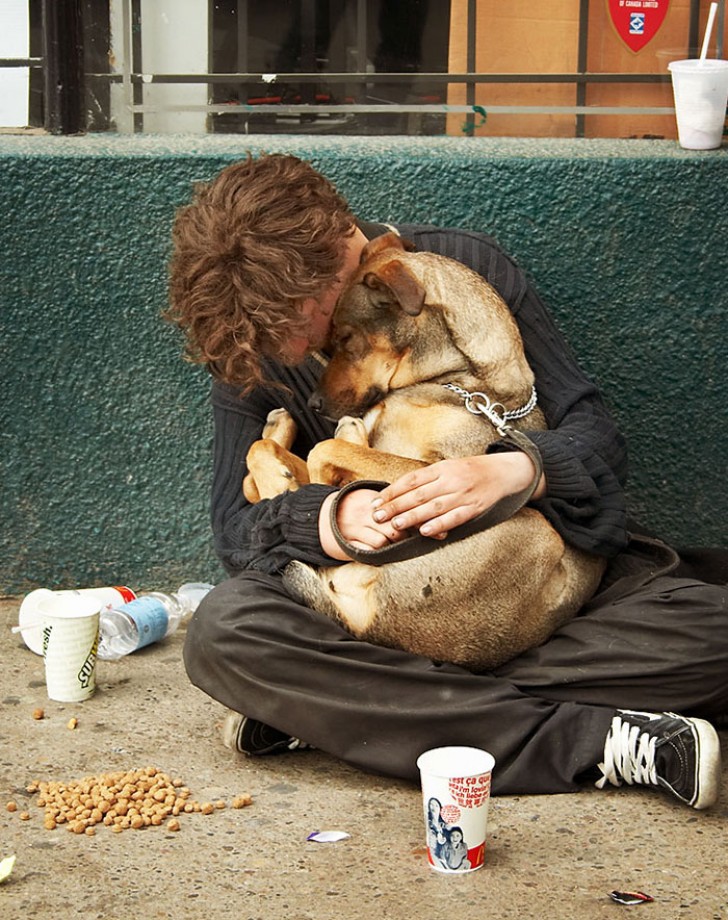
[281,227,368,363]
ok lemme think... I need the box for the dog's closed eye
[332,326,369,360]
[334,327,355,348]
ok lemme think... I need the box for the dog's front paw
[334,416,369,446]
[262,407,298,447]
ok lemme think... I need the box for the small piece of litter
[609,891,655,906]
[306,830,351,843]
[0,855,16,884]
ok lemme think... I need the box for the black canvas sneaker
[222,709,312,756]
[595,709,721,809]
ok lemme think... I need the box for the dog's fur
[244,234,606,670]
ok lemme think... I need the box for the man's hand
[370,452,546,539]
[318,489,408,561]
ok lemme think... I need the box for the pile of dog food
[6,766,252,835]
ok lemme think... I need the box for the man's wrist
[318,491,349,560]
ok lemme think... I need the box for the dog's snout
[308,391,324,414]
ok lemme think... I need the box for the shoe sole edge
[690,717,722,809]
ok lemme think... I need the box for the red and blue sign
[607,0,671,53]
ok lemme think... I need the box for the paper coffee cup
[668,59,728,150]
[39,594,101,702]
[416,746,495,873]
[18,586,135,655]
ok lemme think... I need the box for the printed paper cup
[18,586,135,655]
[417,746,495,873]
[39,594,101,702]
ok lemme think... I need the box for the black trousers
[183,538,727,795]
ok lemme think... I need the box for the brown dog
[244,234,605,670]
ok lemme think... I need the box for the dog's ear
[363,259,425,316]
[359,232,413,264]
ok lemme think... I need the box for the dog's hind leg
[283,560,380,636]
[282,561,343,623]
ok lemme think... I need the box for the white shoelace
[286,738,312,751]
[595,714,658,789]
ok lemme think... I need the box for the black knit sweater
[210,223,628,576]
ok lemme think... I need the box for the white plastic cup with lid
[668,59,728,149]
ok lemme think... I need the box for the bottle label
[119,598,169,649]
[69,586,137,607]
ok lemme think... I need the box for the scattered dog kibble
[67,718,78,730]
[32,708,44,721]
[11,767,252,835]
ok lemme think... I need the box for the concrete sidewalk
[1,595,726,920]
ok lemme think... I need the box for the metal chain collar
[443,383,538,434]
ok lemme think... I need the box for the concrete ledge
[1,135,726,592]
[3,133,725,159]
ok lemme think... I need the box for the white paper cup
[416,746,495,873]
[668,59,728,149]
[39,594,101,702]
[18,586,135,655]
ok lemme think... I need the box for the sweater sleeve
[506,280,628,557]
[399,225,628,558]
[210,379,339,575]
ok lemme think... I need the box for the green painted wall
[1,135,726,595]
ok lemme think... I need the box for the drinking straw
[700,2,719,61]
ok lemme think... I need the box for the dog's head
[309,233,533,420]
[309,235,437,419]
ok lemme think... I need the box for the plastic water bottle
[97,583,213,660]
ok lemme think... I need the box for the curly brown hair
[166,153,356,390]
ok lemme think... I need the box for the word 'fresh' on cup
[39,594,101,702]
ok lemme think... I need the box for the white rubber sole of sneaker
[683,716,722,809]
[221,709,245,752]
